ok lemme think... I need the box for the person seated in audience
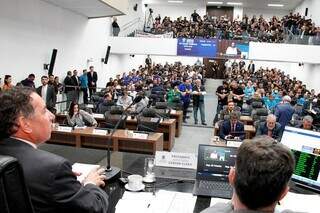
[220,100,240,121]
[256,114,283,141]
[20,73,35,88]
[133,91,149,114]
[275,95,295,131]
[219,112,245,140]
[264,93,277,112]
[230,81,244,108]
[299,115,314,131]
[201,137,294,213]
[244,80,255,100]
[117,89,133,109]
[96,92,115,114]
[0,87,108,212]
[67,102,97,127]
[167,85,181,105]
[2,75,13,91]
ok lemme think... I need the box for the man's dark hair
[41,75,48,80]
[235,136,294,210]
[28,73,35,78]
[0,87,35,140]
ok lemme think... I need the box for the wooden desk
[240,116,253,125]
[214,122,256,139]
[54,113,176,151]
[48,127,163,154]
[125,117,176,151]
[170,110,183,137]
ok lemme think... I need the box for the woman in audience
[66,102,97,127]
[2,75,13,91]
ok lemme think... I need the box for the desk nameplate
[155,151,197,169]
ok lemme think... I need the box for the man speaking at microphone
[0,87,108,213]
[219,112,245,140]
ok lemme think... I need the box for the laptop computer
[193,145,237,199]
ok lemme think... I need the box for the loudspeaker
[104,46,111,64]
[305,8,308,17]
[48,49,57,75]
[133,4,138,11]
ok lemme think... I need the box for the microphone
[104,99,137,181]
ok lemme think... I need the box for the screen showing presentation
[177,38,217,57]
[217,40,250,59]
[281,126,320,191]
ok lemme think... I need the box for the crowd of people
[150,10,320,43]
[216,59,320,141]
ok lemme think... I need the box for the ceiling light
[168,0,183,3]
[208,1,223,4]
[268,4,284,7]
[227,2,243,6]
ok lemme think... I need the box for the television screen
[280,126,320,192]
[177,38,217,58]
[217,40,249,59]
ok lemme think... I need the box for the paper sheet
[276,192,320,213]
[116,190,196,213]
[72,163,100,183]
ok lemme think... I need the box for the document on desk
[210,197,230,207]
[276,192,320,213]
[72,163,100,183]
[116,190,196,213]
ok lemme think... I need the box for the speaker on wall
[48,49,57,75]
[104,46,111,64]
[305,8,308,17]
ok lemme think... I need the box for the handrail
[121,17,141,30]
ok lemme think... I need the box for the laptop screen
[280,126,320,192]
[196,145,237,181]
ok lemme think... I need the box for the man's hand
[83,167,107,187]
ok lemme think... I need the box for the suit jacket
[275,103,294,129]
[0,138,108,213]
[88,71,98,87]
[64,76,73,92]
[219,120,245,140]
[36,85,56,109]
[71,75,80,90]
[256,121,283,141]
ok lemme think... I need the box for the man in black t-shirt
[191,10,200,22]
[231,81,244,108]
[216,81,230,113]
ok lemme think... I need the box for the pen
[147,204,150,208]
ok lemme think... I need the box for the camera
[149,8,153,14]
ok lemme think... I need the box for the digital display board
[177,38,217,58]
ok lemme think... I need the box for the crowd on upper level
[150,11,320,43]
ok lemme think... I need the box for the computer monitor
[280,126,320,192]
[196,145,237,181]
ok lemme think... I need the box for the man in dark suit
[219,112,245,140]
[248,60,255,73]
[0,87,108,213]
[64,70,75,108]
[88,66,98,99]
[256,114,283,141]
[36,75,56,113]
[192,79,207,125]
[71,69,80,103]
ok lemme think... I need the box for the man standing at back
[88,66,98,100]
[201,137,294,213]
[0,87,108,212]
[275,95,294,131]
[36,75,56,113]
[21,73,36,88]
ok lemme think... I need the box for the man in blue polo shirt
[179,78,192,123]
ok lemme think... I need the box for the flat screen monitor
[177,38,217,58]
[280,126,320,192]
[217,40,249,59]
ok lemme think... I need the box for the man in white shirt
[225,42,239,56]
[36,75,56,113]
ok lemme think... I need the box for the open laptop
[193,145,237,199]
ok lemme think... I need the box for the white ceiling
[41,0,124,18]
[145,0,304,10]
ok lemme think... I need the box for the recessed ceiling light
[208,1,223,4]
[227,2,243,6]
[268,4,284,7]
[168,0,183,3]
